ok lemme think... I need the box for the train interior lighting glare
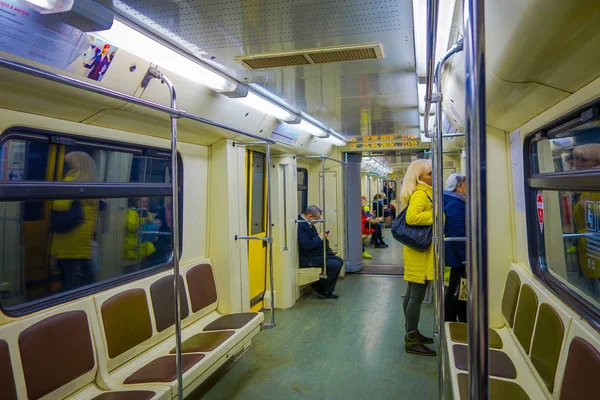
[91,20,236,92]
[412,0,427,77]
[327,131,347,146]
[21,0,73,13]
[292,119,328,138]
[236,92,297,122]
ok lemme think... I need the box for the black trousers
[365,222,383,243]
[300,254,343,293]
[445,266,467,323]
[58,258,94,292]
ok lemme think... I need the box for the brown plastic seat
[92,391,156,400]
[513,284,538,354]
[559,337,600,399]
[203,313,259,331]
[0,340,17,400]
[457,373,529,400]
[150,275,190,332]
[19,311,95,400]
[123,354,204,384]
[453,345,517,379]
[529,304,564,392]
[448,323,503,349]
[501,270,522,327]
[170,331,235,353]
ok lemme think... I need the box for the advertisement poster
[0,1,117,81]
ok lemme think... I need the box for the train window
[0,128,182,315]
[526,102,600,328]
[297,168,308,214]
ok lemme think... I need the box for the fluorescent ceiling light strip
[92,20,235,92]
[236,92,296,122]
[295,119,328,137]
[327,130,347,146]
[436,0,457,62]
[412,0,427,77]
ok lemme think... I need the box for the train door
[246,150,267,312]
[319,170,339,252]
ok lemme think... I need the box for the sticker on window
[537,191,544,233]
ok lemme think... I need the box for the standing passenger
[400,159,436,356]
[443,173,467,323]
[51,152,99,291]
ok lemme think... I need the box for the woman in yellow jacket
[50,152,99,292]
[400,159,436,356]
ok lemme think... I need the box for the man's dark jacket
[297,215,332,266]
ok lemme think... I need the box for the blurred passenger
[570,144,600,291]
[146,202,173,266]
[125,197,158,268]
[443,173,467,323]
[400,159,436,356]
[362,203,387,248]
[298,205,343,299]
[51,151,99,291]
[372,193,384,218]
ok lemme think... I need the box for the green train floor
[198,274,438,400]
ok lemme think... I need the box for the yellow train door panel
[247,151,267,312]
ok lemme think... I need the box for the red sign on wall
[536,191,544,233]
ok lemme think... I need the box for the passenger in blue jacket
[298,205,343,299]
[443,173,467,323]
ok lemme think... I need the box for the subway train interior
[0,0,599,399]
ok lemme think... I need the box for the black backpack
[50,200,84,233]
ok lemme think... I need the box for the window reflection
[535,119,600,174]
[0,197,173,309]
[0,133,177,311]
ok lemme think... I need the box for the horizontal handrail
[0,57,276,144]
[296,155,347,165]
[444,237,466,242]
[563,233,600,238]
[295,219,326,224]
[235,235,273,243]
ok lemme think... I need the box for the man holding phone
[298,205,344,299]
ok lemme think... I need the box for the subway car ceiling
[0,1,597,154]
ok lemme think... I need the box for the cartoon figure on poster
[82,39,117,82]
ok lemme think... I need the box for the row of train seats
[445,264,600,399]
[0,261,264,399]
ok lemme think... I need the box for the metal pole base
[261,322,276,330]
[433,330,439,337]
[319,274,328,279]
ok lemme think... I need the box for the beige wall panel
[208,139,248,314]
[0,50,151,122]
[486,126,512,328]
[270,156,298,309]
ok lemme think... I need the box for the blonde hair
[573,143,600,167]
[65,151,98,182]
[400,159,432,207]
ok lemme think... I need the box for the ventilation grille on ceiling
[235,43,383,70]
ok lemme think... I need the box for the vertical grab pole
[160,74,183,400]
[433,61,445,400]
[264,143,276,329]
[343,152,349,261]
[433,38,464,400]
[321,157,327,279]
[282,164,289,251]
[464,0,489,397]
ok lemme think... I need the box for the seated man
[298,205,343,299]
